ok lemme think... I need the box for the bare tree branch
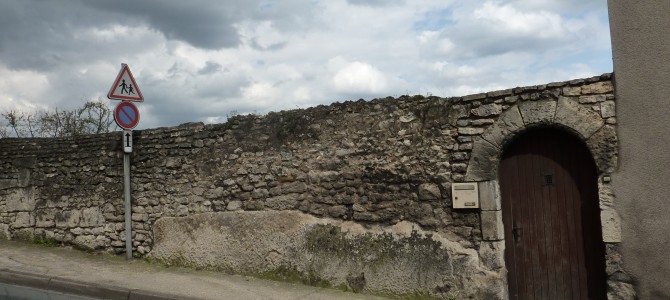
[1,100,117,138]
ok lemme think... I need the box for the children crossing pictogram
[108,64,144,101]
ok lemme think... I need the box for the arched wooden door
[500,129,606,300]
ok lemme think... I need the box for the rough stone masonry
[0,73,629,299]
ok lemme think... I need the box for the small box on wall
[452,183,480,209]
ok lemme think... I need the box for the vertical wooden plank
[562,138,588,300]
[501,154,519,299]
[528,136,549,300]
[571,145,590,300]
[519,148,540,299]
[515,153,530,300]
[539,133,562,300]
[547,133,572,300]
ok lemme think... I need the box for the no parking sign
[114,101,140,130]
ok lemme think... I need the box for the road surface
[0,282,98,300]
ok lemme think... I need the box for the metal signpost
[108,63,144,259]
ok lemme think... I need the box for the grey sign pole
[123,151,132,259]
[108,63,142,261]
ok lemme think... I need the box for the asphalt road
[0,282,98,300]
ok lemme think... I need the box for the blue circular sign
[114,101,140,129]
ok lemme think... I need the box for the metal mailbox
[451,182,479,209]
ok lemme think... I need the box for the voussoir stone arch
[465,96,617,181]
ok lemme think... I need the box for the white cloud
[0,67,50,111]
[473,2,566,39]
[0,0,612,129]
[418,30,455,55]
[237,20,289,51]
[333,62,388,94]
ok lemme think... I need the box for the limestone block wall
[0,135,123,247]
[0,73,623,298]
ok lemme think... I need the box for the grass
[257,265,333,289]
[32,237,60,247]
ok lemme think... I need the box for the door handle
[513,221,522,243]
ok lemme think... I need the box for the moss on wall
[305,224,449,268]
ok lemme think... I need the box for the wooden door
[500,129,606,300]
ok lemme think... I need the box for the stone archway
[466,96,617,182]
[465,96,621,299]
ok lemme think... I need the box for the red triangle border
[107,64,144,102]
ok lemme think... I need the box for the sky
[0,0,613,130]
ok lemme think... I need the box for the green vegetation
[265,110,319,145]
[32,237,60,247]
[257,265,333,289]
[413,98,453,133]
[305,224,449,267]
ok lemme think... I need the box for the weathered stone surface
[579,95,607,104]
[481,211,504,241]
[555,96,604,139]
[599,181,616,208]
[265,194,299,210]
[471,104,503,117]
[504,95,518,103]
[327,205,348,218]
[56,210,81,228]
[607,281,636,300]
[478,241,505,271]
[487,88,513,98]
[478,180,501,211]
[462,92,487,102]
[518,100,556,124]
[81,207,105,227]
[582,81,614,94]
[73,234,106,250]
[458,127,485,135]
[448,105,469,121]
[587,125,618,174]
[13,212,33,228]
[601,100,616,118]
[466,138,500,181]
[150,211,505,299]
[481,106,524,148]
[418,183,441,200]
[471,119,495,126]
[501,106,525,131]
[0,179,18,190]
[0,224,9,240]
[5,188,36,212]
[308,171,339,184]
[601,208,622,243]
[605,244,625,276]
[563,86,582,96]
[34,209,56,228]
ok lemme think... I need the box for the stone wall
[0,73,625,298]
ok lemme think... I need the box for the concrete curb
[0,269,187,300]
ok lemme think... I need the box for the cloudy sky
[0,0,612,130]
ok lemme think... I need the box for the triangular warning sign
[107,64,144,101]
